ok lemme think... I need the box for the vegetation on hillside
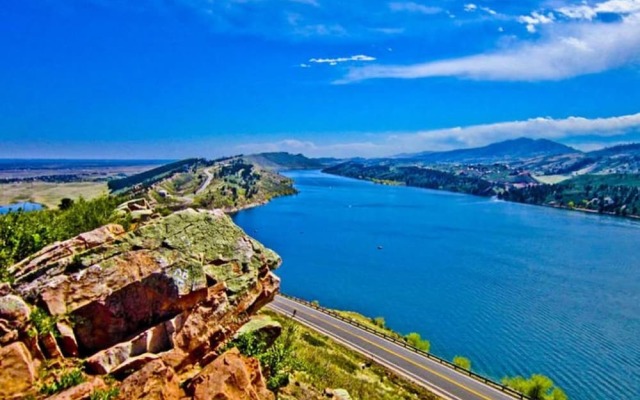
[228,311,440,400]
[499,174,640,217]
[107,158,202,193]
[243,152,331,171]
[324,163,495,196]
[151,158,297,211]
[0,196,129,281]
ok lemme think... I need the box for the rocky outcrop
[186,348,275,400]
[0,341,37,398]
[0,208,281,399]
[0,294,31,344]
[48,377,107,400]
[117,359,183,399]
[234,315,282,348]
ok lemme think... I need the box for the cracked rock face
[3,208,280,399]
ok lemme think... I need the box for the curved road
[268,295,521,400]
[195,167,214,195]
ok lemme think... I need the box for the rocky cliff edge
[0,208,281,399]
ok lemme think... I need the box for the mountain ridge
[397,137,580,164]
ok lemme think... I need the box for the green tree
[58,198,74,210]
[404,332,430,352]
[453,356,471,370]
[372,316,386,329]
[502,374,568,400]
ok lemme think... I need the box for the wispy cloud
[308,54,376,66]
[517,11,555,33]
[235,113,640,157]
[558,0,640,20]
[389,2,441,15]
[340,14,640,82]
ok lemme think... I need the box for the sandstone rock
[47,376,107,400]
[0,283,12,297]
[9,208,281,395]
[9,224,125,284]
[0,341,37,398]
[56,322,79,357]
[324,388,353,400]
[0,294,31,329]
[117,359,184,400]
[186,348,274,400]
[235,315,282,347]
[41,331,64,359]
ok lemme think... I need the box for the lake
[0,201,43,214]
[233,170,640,400]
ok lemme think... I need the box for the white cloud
[389,2,441,15]
[340,16,640,82]
[463,3,496,15]
[518,11,555,33]
[309,54,376,66]
[464,3,477,12]
[558,0,640,20]
[234,113,640,158]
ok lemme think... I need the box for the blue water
[0,201,43,214]
[233,170,640,400]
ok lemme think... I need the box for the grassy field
[0,182,107,209]
[533,174,572,184]
[261,310,440,400]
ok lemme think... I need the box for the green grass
[568,173,640,187]
[261,310,440,400]
[39,368,85,395]
[0,182,107,209]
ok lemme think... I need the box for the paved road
[195,168,214,195]
[268,295,519,400]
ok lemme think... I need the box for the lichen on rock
[0,208,281,399]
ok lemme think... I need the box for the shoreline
[323,170,640,224]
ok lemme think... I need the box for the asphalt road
[268,295,520,400]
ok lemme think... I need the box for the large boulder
[0,294,31,344]
[186,348,274,400]
[235,315,282,348]
[47,377,107,400]
[10,209,281,376]
[0,341,37,399]
[117,359,183,400]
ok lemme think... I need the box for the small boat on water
[377,245,383,250]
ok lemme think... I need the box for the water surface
[0,201,43,214]
[233,170,640,400]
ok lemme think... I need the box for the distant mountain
[400,138,580,164]
[243,152,341,171]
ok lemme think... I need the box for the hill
[107,158,203,193]
[324,162,495,196]
[401,138,579,164]
[587,143,640,158]
[243,152,340,171]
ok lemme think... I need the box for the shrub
[89,387,120,400]
[404,332,430,352]
[372,316,386,328]
[453,356,471,370]
[40,368,85,395]
[502,374,568,400]
[29,307,58,337]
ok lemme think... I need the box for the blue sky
[1,0,640,158]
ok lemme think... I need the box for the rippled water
[232,170,640,400]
